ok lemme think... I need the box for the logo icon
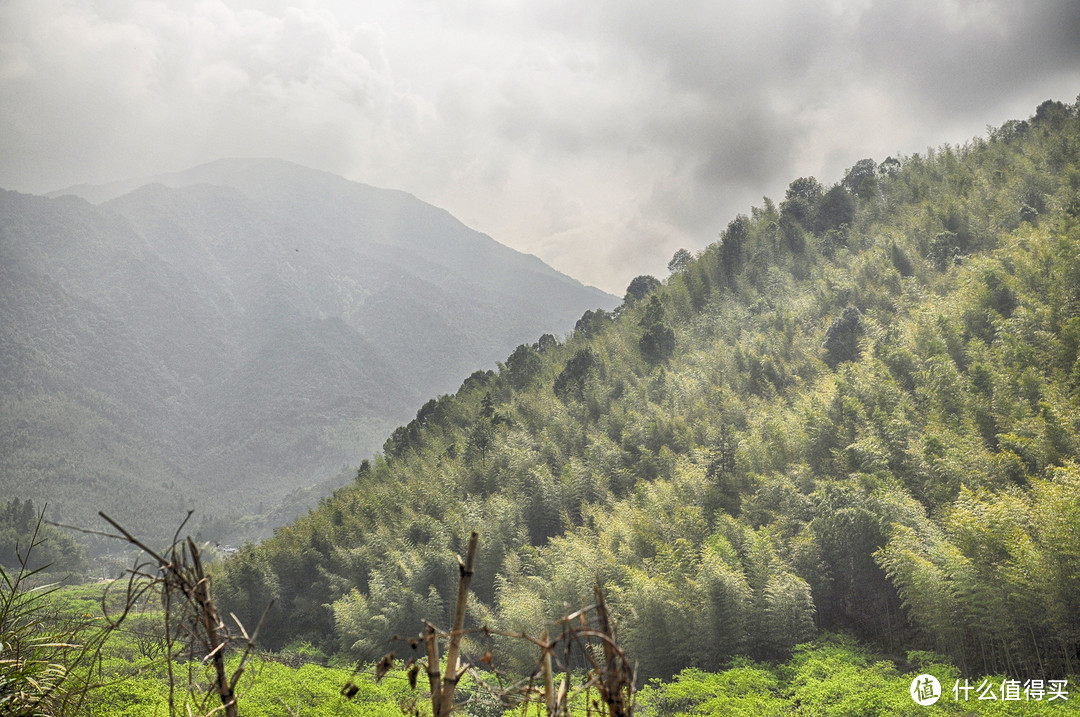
[911,674,941,706]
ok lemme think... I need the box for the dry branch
[353,531,636,717]
[97,511,273,717]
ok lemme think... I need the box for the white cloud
[0,0,431,193]
[1,0,1078,293]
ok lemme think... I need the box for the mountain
[214,100,1080,682]
[0,159,617,545]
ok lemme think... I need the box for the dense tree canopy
[0,499,85,574]
[216,100,1080,682]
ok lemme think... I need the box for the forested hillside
[0,159,615,548]
[217,100,1080,682]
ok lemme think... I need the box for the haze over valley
[1,158,616,544]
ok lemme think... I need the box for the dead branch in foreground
[97,511,274,717]
[344,531,636,717]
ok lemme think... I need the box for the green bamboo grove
[214,99,1080,682]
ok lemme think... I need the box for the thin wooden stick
[187,538,236,717]
[439,531,478,717]
[542,631,556,717]
[425,622,442,715]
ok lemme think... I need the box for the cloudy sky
[2,1,1078,293]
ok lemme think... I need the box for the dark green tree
[638,296,675,364]
[533,333,558,354]
[779,213,806,253]
[762,572,816,657]
[505,343,543,390]
[720,216,749,276]
[640,325,675,365]
[889,241,914,277]
[780,177,823,226]
[822,306,863,367]
[813,185,857,234]
[0,499,85,574]
[842,158,877,198]
[667,248,693,275]
[468,420,496,467]
[624,275,661,304]
[554,348,599,401]
[575,308,612,338]
[1033,98,1069,129]
[877,156,901,178]
[929,230,960,270]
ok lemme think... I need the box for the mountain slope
[1,160,617,544]
[216,100,1080,682]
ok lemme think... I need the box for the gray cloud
[855,1,1080,104]
[1,0,1078,294]
[0,1,431,191]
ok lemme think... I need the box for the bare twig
[94,511,272,717]
[352,532,636,717]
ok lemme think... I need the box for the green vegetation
[4,538,415,716]
[213,98,1080,694]
[8,100,1080,714]
[637,636,1079,715]
[1,518,109,715]
[0,158,617,551]
[0,499,85,576]
[21,581,1080,715]
[76,651,412,717]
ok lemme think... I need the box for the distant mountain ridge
[2,159,617,543]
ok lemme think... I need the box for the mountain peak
[6,163,618,543]
[50,157,373,204]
